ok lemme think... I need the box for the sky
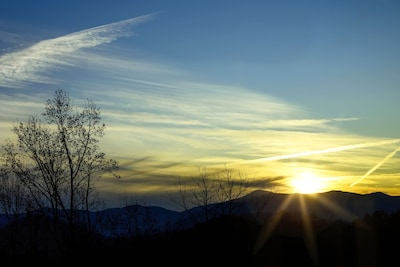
[1,0,400,210]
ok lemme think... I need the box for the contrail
[350,146,400,187]
[0,13,156,88]
[251,139,400,162]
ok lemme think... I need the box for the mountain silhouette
[86,190,400,237]
[1,190,400,238]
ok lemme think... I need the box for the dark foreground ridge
[1,190,400,266]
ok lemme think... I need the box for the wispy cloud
[251,117,360,131]
[0,30,26,46]
[0,92,57,141]
[250,138,400,163]
[55,49,367,172]
[0,14,156,88]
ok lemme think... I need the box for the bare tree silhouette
[0,89,119,255]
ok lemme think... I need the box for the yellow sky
[95,118,400,209]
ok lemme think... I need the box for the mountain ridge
[238,189,400,219]
[1,190,400,237]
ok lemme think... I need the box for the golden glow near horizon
[290,171,326,194]
[94,133,400,209]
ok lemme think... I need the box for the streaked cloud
[251,138,400,163]
[250,117,360,131]
[0,30,26,46]
[0,14,156,88]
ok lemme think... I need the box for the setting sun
[290,171,325,194]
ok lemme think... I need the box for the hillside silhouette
[1,190,400,266]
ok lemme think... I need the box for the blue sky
[1,0,400,209]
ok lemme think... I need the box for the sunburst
[290,171,326,194]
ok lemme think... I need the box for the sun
[290,171,325,194]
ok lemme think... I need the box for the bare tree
[169,166,253,224]
[214,165,252,216]
[0,89,119,254]
[168,175,199,223]
[0,169,33,255]
[191,167,218,222]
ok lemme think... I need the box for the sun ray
[313,194,366,222]
[252,190,371,263]
[253,194,295,255]
[299,194,318,266]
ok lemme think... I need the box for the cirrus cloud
[0,13,156,88]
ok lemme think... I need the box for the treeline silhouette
[1,208,399,266]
